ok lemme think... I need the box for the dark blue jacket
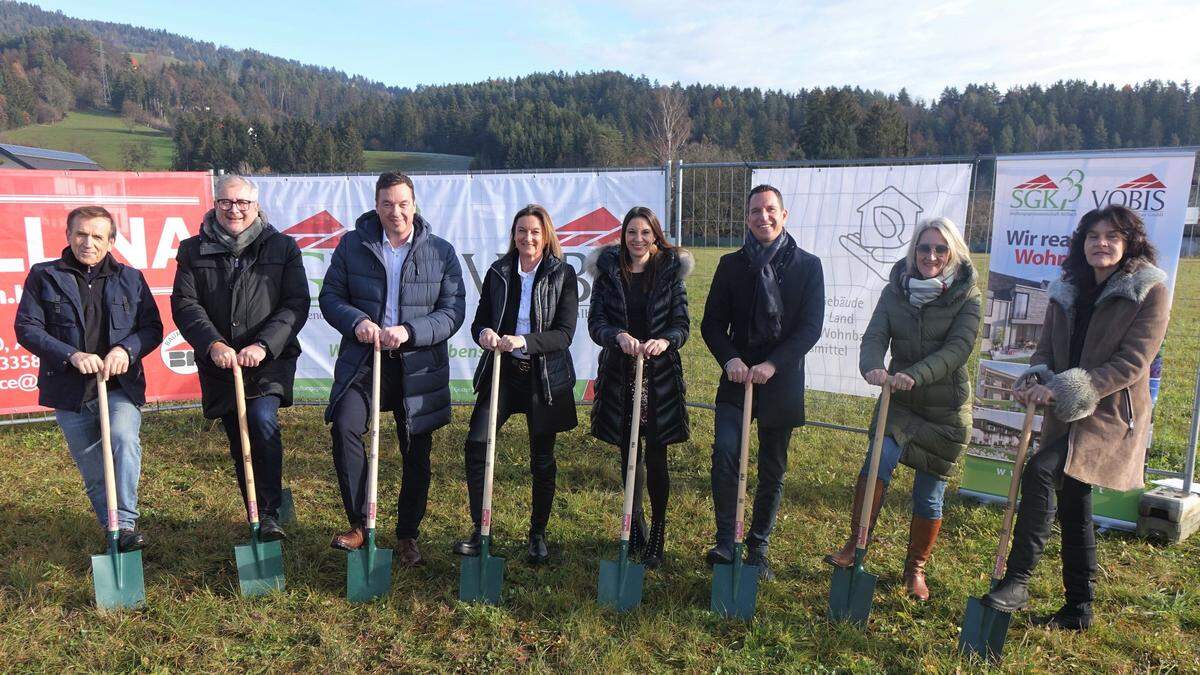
[15,254,163,411]
[319,212,466,434]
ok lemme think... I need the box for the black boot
[745,542,775,582]
[527,530,550,565]
[642,518,665,569]
[629,511,647,557]
[1046,481,1096,630]
[453,527,482,556]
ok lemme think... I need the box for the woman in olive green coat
[824,216,982,601]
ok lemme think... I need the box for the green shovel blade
[234,532,285,598]
[91,547,145,611]
[828,550,877,624]
[958,595,1012,661]
[458,536,505,605]
[346,532,392,603]
[598,553,645,612]
[278,488,296,526]
[710,551,759,620]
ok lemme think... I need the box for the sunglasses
[916,244,949,256]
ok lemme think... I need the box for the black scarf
[743,229,791,347]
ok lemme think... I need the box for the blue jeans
[858,436,946,519]
[55,389,143,530]
[711,402,793,551]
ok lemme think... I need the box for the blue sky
[29,0,1200,100]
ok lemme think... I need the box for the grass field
[1,250,1198,671]
[364,150,474,173]
[0,110,175,171]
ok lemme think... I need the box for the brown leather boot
[330,526,365,551]
[903,516,942,601]
[396,538,424,566]
[824,476,886,568]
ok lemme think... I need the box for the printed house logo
[840,186,923,282]
[1009,169,1084,212]
[557,208,621,248]
[160,330,197,375]
[1090,173,1167,213]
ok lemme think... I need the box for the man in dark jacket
[320,172,466,566]
[171,175,310,541]
[15,206,163,551]
[701,184,824,580]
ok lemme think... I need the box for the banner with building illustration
[254,170,667,402]
[751,164,973,397]
[963,149,1196,526]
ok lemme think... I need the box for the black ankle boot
[642,519,665,569]
[981,574,1031,612]
[453,527,481,556]
[1036,603,1093,630]
[629,513,647,557]
[527,531,549,565]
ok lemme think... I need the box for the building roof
[0,143,102,170]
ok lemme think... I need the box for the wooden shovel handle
[480,350,502,537]
[619,355,645,541]
[857,379,892,546]
[232,362,259,525]
[366,337,381,530]
[991,402,1038,579]
[733,381,753,545]
[95,374,119,533]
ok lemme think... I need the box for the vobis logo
[283,210,347,299]
[556,207,622,248]
[1090,173,1167,214]
[1009,169,1084,213]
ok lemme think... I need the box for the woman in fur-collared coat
[981,205,1171,630]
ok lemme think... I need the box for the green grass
[0,109,174,171]
[1,250,1198,671]
[364,150,473,173]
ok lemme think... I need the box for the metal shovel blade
[91,545,145,611]
[958,595,1013,661]
[234,530,285,597]
[278,487,296,526]
[710,553,759,620]
[598,548,645,612]
[828,550,877,624]
[346,530,392,603]
[458,536,505,605]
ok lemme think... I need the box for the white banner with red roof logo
[255,170,667,402]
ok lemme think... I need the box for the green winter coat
[859,259,982,479]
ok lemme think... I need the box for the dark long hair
[618,206,673,291]
[1062,205,1157,285]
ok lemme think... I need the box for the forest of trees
[0,1,1197,172]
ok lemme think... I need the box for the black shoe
[259,516,286,542]
[1034,604,1094,631]
[745,548,775,582]
[641,519,665,570]
[705,544,733,567]
[454,528,482,557]
[527,532,550,565]
[116,528,146,552]
[980,575,1030,613]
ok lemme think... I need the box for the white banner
[255,170,668,401]
[752,164,973,397]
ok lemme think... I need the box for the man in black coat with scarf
[701,184,824,580]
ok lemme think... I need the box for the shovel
[828,378,892,624]
[958,401,1038,661]
[598,354,647,612]
[459,350,506,605]
[346,338,393,602]
[90,374,146,611]
[231,362,285,597]
[710,380,759,620]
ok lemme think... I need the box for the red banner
[0,170,213,413]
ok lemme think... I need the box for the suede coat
[1015,257,1171,492]
[859,259,982,479]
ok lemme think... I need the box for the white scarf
[905,270,955,307]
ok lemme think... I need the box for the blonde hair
[508,204,563,260]
[905,216,970,277]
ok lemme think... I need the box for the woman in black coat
[586,206,691,568]
[453,204,578,565]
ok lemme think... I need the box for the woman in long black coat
[586,206,692,568]
[453,204,578,565]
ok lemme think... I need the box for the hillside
[0,109,172,170]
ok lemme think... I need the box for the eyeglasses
[216,199,256,211]
[916,244,949,256]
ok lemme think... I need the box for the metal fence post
[1184,365,1200,493]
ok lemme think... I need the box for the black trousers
[464,356,557,534]
[220,394,283,520]
[330,355,432,540]
[1007,434,1097,606]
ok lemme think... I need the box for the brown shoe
[331,526,365,551]
[824,475,886,568]
[396,538,424,566]
[903,516,942,601]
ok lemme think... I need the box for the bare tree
[645,85,692,166]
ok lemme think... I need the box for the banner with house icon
[254,170,666,402]
[752,164,972,397]
[964,149,1196,527]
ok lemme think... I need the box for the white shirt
[512,258,540,360]
[381,230,412,329]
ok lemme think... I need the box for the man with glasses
[172,175,310,540]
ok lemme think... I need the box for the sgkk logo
[160,330,197,375]
[1009,170,1084,212]
[1090,174,1167,213]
